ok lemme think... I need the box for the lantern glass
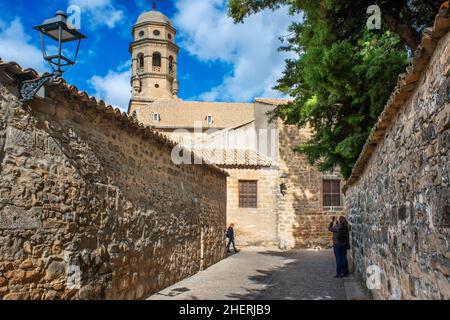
[34,11,86,42]
[39,26,83,43]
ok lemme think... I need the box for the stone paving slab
[148,247,366,300]
[343,277,369,300]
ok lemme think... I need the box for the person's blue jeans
[333,244,349,276]
[227,238,237,252]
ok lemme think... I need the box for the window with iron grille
[323,179,341,207]
[239,180,257,208]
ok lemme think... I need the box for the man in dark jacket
[328,216,350,278]
[226,224,239,253]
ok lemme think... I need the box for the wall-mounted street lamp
[20,11,87,102]
[280,173,288,197]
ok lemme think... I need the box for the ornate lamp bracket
[20,74,57,102]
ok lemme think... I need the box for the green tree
[229,0,443,51]
[228,0,442,178]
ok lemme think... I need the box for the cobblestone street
[148,247,366,300]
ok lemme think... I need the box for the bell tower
[129,5,179,102]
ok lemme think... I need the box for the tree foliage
[228,0,442,178]
[229,0,442,50]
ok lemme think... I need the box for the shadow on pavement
[226,250,347,300]
[152,286,191,298]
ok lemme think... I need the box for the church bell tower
[129,5,179,101]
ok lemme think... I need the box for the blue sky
[0,0,298,111]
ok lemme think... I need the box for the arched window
[169,56,174,73]
[137,53,144,71]
[152,52,161,67]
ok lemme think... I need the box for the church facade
[127,9,345,249]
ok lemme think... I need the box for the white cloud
[69,0,125,29]
[0,18,48,72]
[173,0,299,102]
[89,62,131,111]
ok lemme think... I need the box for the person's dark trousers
[227,238,237,252]
[333,244,350,276]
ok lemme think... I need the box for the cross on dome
[151,0,166,11]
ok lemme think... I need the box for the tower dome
[136,10,172,26]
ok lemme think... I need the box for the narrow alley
[148,248,367,300]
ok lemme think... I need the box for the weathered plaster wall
[225,167,279,247]
[254,101,279,164]
[346,30,450,299]
[0,77,227,300]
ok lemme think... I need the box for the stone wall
[0,67,227,300]
[346,22,450,299]
[277,122,345,249]
[222,121,346,249]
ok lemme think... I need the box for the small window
[153,113,160,123]
[137,53,144,70]
[139,30,145,38]
[169,56,174,73]
[206,115,213,125]
[153,30,160,36]
[239,180,257,208]
[152,52,161,67]
[323,179,341,208]
[168,33,172,40]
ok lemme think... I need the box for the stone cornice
[132,73,175,81]
[129,39,180,54]
[130,38,179,51]
[132,21,177,34]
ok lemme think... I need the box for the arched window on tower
[152,52,161,67]
[169,56,174,74]
[137,53,144,72]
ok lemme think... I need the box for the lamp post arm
[20,74,56,102]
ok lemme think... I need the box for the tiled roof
[0,59,229,177]
[345,8,450,189]
[192,148,272,167]
[132,98,255,129]
[132,97,294,130]
[255,98,293,106]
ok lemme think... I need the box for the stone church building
[127,8,345,249]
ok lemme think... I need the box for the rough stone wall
[277,122,345,249]
[225,167,279,247]
[346,30,450,299]
[0,79,227,300]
